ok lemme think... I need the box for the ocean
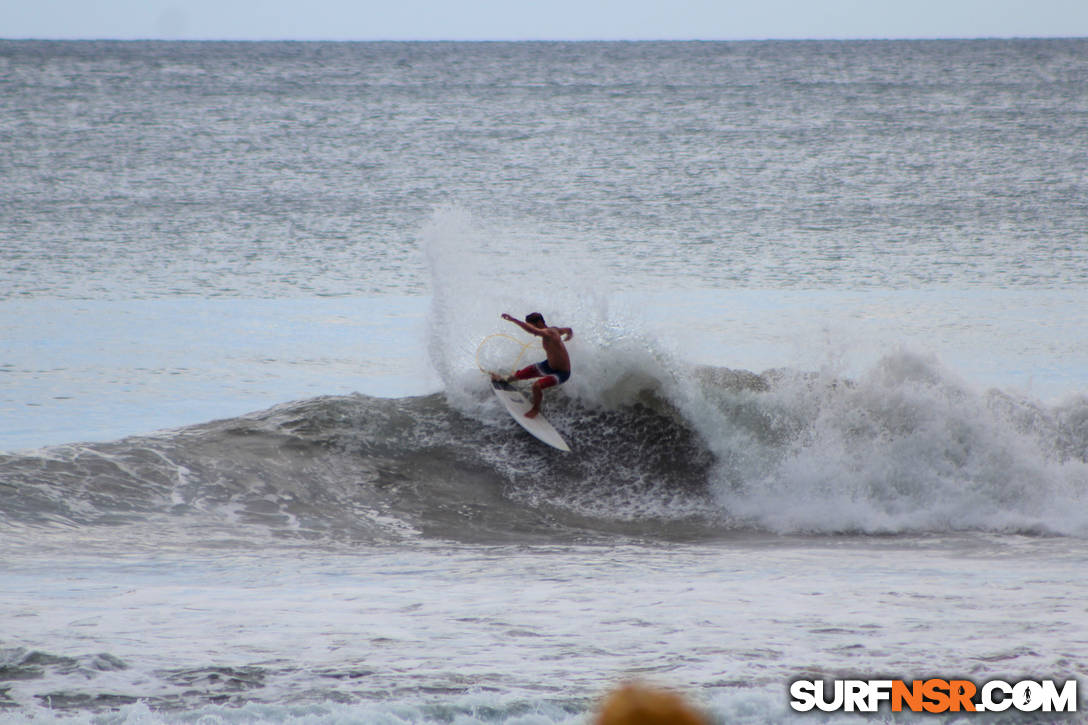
[1,39,1087,723]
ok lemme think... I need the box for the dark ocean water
[4,39,1087,300]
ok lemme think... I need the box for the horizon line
[2,34,1086,43]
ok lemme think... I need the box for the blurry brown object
[595,682,709,725]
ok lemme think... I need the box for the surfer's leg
[526,385,543,418]
[513,362,544,381]
[525,375,558,419]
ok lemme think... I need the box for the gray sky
[3,0,1087,40]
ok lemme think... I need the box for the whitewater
[2,39,1088,723]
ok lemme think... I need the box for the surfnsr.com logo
[790,679,1078,714]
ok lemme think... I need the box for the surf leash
[475,333,537,377]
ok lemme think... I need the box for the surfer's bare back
[498,312,572,418]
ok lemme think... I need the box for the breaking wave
[2,352,1086,543]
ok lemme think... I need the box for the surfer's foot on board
[524,408,540,419]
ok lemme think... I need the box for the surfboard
[491,380,571,452]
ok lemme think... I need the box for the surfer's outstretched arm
[501,314,573,342]
[501,313,543,336]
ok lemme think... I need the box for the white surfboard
[491,380,571,452]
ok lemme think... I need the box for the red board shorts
[513,360,571,390]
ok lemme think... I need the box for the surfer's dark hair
[526,312,546,327]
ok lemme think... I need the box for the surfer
[496,312,572,418]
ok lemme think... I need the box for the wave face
[3,353,1086,542]
[0,387,714,544]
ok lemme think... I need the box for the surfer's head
[525,312,546,328]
